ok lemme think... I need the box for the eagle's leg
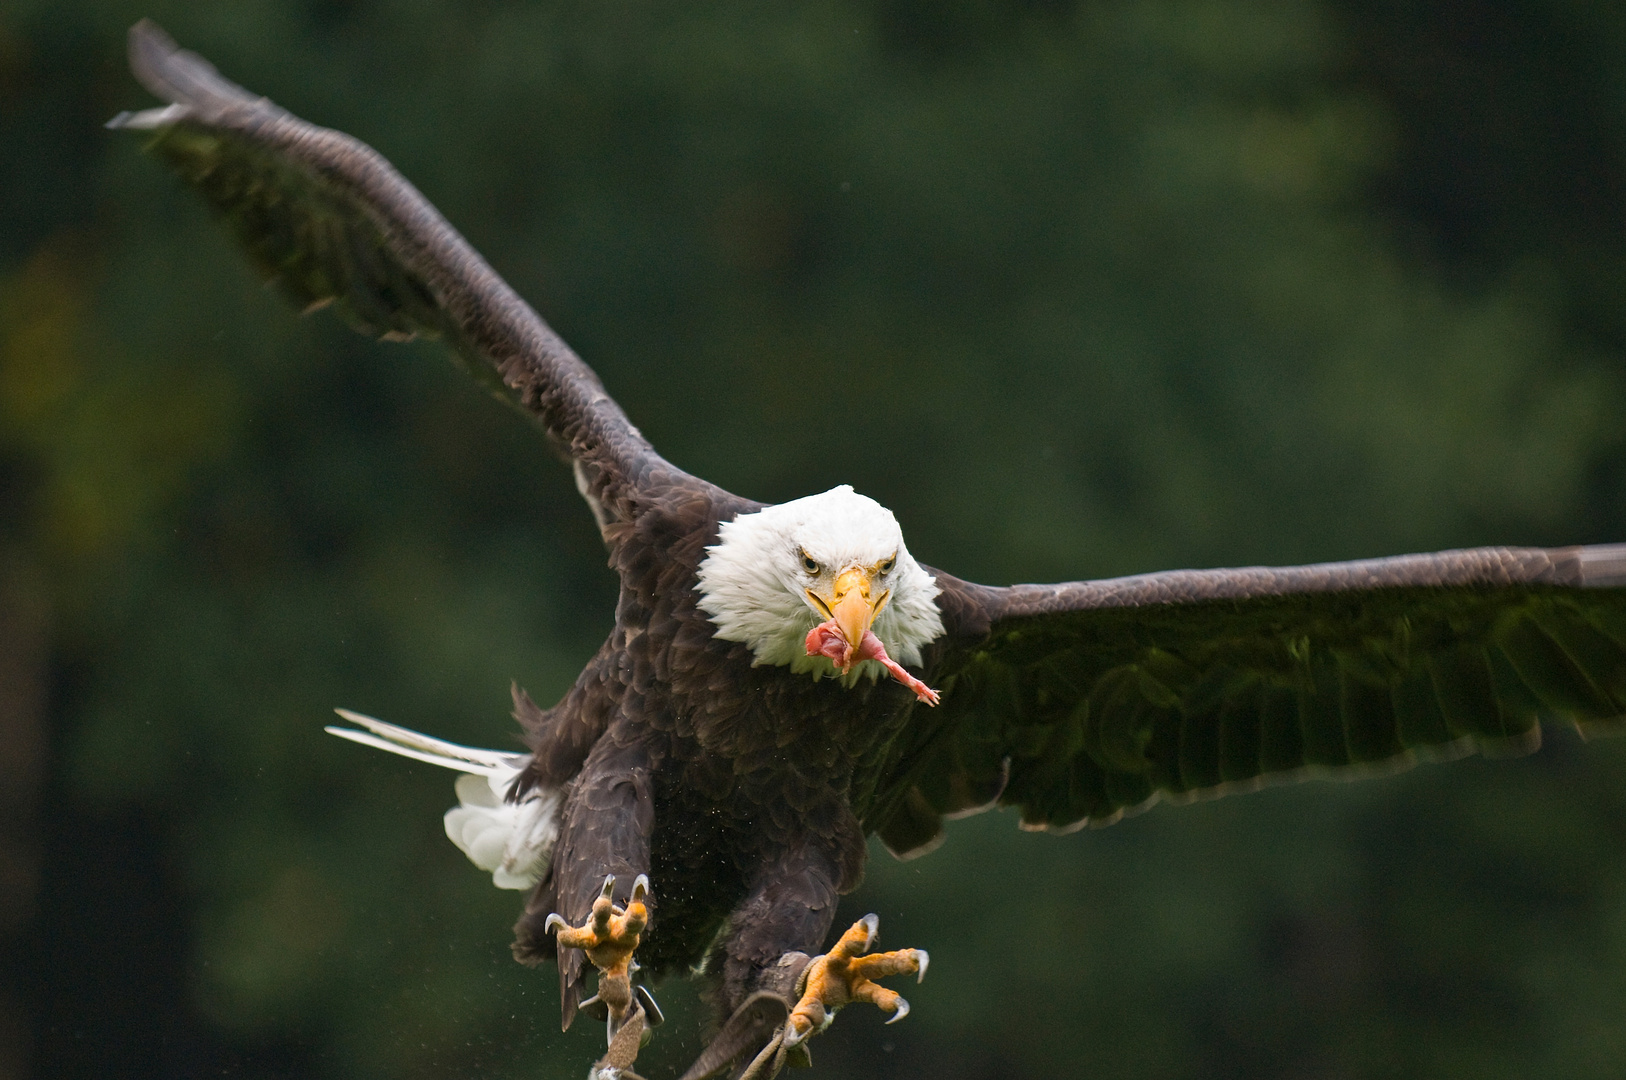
[783,914,927,1047]
[718,840,842,1015]
[683,832,922,1080]
[545,872,650,1033]
[521,730,656,1041]
[671,841,841,1080]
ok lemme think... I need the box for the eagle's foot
[545,873,651,1037]
[782,914,927,1048]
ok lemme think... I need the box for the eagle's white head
[696,485,944,690]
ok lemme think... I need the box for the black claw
[636,984,664,1026]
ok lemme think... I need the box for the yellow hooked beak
[807,566,892,650]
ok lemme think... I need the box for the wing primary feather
[1175,700,1223,792]
[1215,687,1265,783]
[1497,615,1620,718]
[1339,668,1403,764]
[1255,682,1303,774]
[1298,661,1351,769]
[1390,666,1453,748]
[1533,607,1626,708]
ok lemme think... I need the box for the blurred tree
[4,0,1626,1078]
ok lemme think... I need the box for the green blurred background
[5,1,1626,1077]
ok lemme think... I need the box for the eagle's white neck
[695,486,944,683]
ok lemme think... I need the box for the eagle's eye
[879,554,896,575]
[801,552,820,575]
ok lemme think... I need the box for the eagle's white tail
[326,709,561,890]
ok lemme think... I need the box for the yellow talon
[783,914,927,1047]
[546,874,651,1032]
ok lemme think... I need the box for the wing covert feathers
[111,20,704,532]
[878,543,1626,849]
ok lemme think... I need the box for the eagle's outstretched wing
[109,19,704,534]
[874,545,1626,855]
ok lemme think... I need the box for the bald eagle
[112,20,1626,1080]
